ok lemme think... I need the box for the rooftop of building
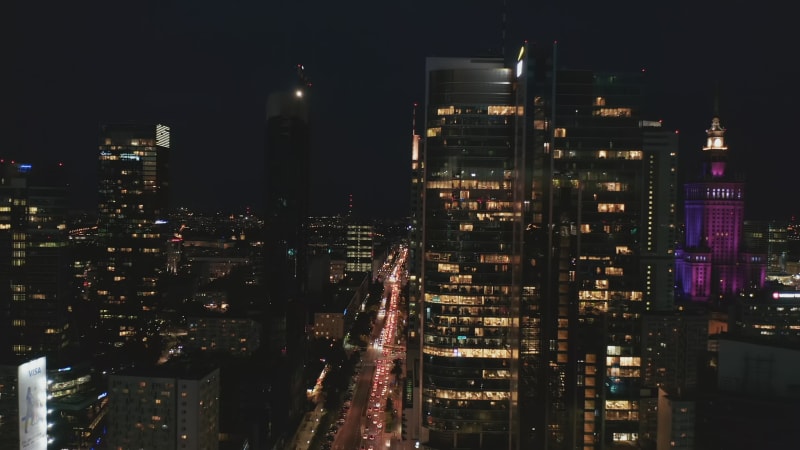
[111,359,219,380]
[712,331,800,351]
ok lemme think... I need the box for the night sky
[4,1,796,220]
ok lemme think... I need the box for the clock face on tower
[713,137,722,148]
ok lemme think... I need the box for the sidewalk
[289,403,326,450]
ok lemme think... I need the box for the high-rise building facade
[639,310,709,447]
[515,42,662,449]
[0,161,71,361]
[675,117,766,301]
[420,56,520,450]
[641,131,679,312]
[409,103,424,338]
[346,222,374,274]
[264,77,310,350]
[94,123,170,347]
[743,219,789,275]
[415,44,676,450]
[263,67,312,446]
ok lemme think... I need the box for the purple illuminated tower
[675,116,766,301]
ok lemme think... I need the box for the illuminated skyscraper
[415,44,675,450]
[94,123,170,347]
[420,56,520,450]
[345,222,374,274]
[675,117,767,302]
[510,42,667,449]
[0,161,71,361]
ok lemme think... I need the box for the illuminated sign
[772,292,800,299]
[119,153,140,161]
[18,357,47,450]
[156,124,170,148]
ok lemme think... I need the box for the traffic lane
[333,309,389,449]
[331,356,368,448]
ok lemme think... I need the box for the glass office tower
[418,46,672,450]
[517,43,655,449]
[420,57,520,450]
[95,123,170,348]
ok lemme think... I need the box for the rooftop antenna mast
[501,0,507,58]
[348,193,353,217]
[412,102,418,135]
[296,64,312,88]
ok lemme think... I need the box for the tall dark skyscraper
[93,123,171,348]
[0,160,71,362]
[263,66,312,444]
[415,44,673,450]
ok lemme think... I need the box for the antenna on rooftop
[296,64,311,88]
[412,102,418,136]
[501,0,507,58]
[348,193,354,217]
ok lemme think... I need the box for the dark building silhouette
[0,161,109,450]
[408,101,424,338]
[701,335,800,450]
[0,160,72,362]
[262,66,312,447]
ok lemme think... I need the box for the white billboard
[17,356,47,450]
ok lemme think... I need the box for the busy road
[330,245,408,450]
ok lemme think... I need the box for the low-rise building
[107,362,220,450]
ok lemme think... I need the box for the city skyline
[5,1,797,220]
[1,5,798,442]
